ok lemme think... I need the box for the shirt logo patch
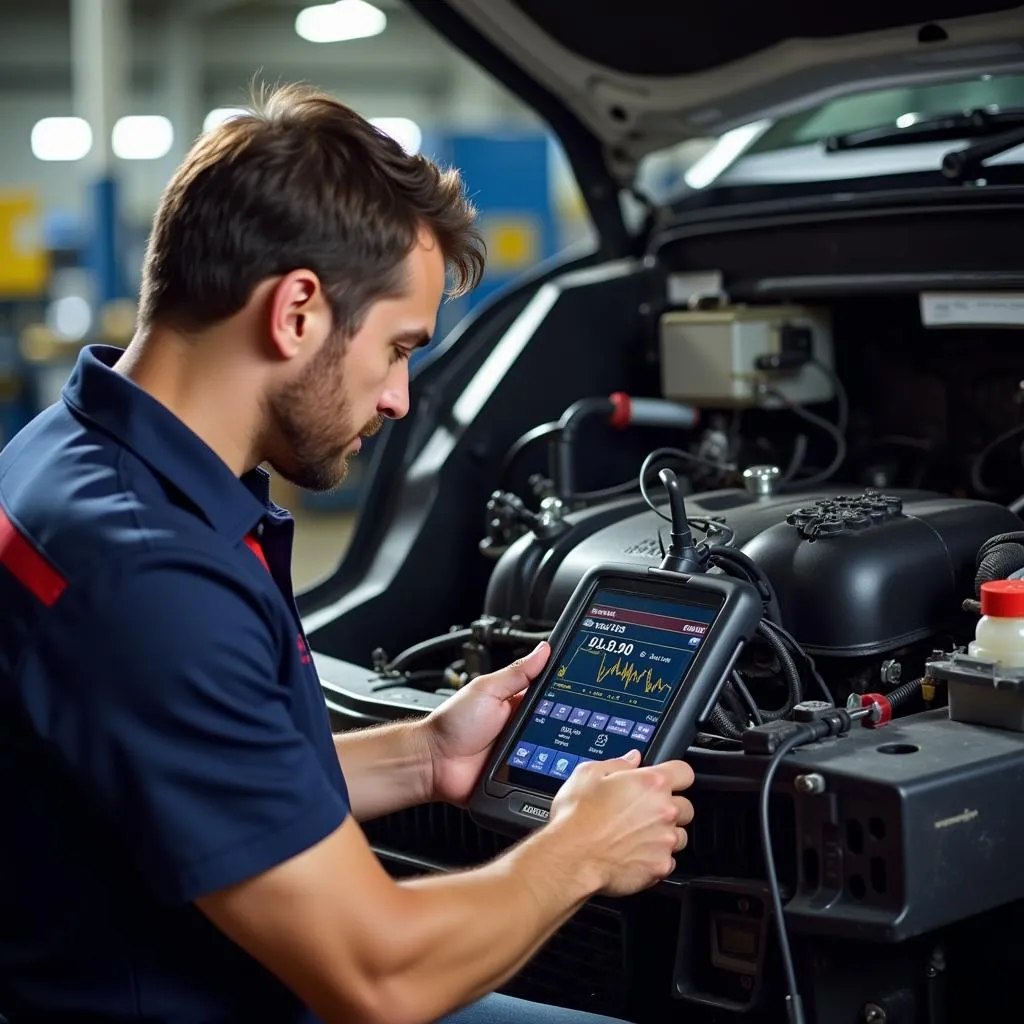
[296,633,312,665]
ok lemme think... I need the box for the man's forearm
[333,720,434,821]
[374,821,601,1024]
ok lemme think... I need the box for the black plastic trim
[750,271,1024,298]
[652,185,1024,253]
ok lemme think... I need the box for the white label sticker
[920,292,1024,328]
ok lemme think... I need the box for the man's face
[268,229,445,491]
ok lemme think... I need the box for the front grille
[504,902,628,1016]
[366,805,629,1016]
[363,802,511,867]
[363,783,796,894]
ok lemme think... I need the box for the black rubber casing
[468,562,763,837]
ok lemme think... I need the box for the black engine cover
[484,488,1022,657]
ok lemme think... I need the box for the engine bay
[304,201,1024,1023]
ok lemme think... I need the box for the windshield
[747,72,1024,154]
[638,71,1024,203]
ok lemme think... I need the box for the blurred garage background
[0,0,716,591]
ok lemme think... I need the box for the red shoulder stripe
[243,533,271,574]
[0,506,68,607]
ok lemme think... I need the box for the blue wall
[431,130,555,347]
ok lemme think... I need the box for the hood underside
[418,0,1024,184]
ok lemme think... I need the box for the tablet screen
[498,587,720,793]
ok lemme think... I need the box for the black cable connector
[741,718,808,755]
[656,467,704,575]
[744,703,856,754]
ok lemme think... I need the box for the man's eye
[391,346,410,363]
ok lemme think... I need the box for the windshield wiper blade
[825,106,1024,151]
[941,124,1024,182]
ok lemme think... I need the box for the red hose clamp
[858,692,893,728]
[609,392,631,429]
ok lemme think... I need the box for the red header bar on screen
[587,604,708,636]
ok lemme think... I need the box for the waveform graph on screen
[596,652,673,699]
[560,631,692,713]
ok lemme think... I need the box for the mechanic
[0,83,695,1024]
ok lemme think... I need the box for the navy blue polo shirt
[0,344,349,1021]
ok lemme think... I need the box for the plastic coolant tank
[969,579,1024,668]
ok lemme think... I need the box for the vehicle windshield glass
[745,73,1024,154]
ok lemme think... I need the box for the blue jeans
[438,993,629,1023]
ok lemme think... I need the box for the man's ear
[267,269,332,360]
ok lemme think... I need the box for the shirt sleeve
[24,546,349,904]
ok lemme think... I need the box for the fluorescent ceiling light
[112,116,174,160]
[204,107,247,133]
[46,295,92,342]
[371,117,422,156]
[295,0,386,43]
[31,117,93,162]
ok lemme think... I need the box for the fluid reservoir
[969,579,1024,667]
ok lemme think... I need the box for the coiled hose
[885,676,926,710]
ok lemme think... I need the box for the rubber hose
[711,547,783,625]
[977,531,1024,564]
[385,629,475,672]
[975,542,1024,597]
[501,629,552,644]
[710,703,745,740]
[554,397,615,502]
[720,681,749,723]
[755,620,803,721]
[498,420,561,489]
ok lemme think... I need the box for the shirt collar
[61,344,274,542]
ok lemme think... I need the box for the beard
[267,339,385,493]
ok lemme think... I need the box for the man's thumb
[596,749,642,775]
[495,641,550,694]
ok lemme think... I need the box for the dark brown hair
[138,81,485,336]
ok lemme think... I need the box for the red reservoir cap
[980,579,1024,617]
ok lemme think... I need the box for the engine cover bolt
[794,773,826,794]
[880,659,902,685]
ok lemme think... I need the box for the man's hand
[547,753,695,896]
[422,641,550,807]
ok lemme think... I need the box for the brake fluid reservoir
[969,579,1024,667]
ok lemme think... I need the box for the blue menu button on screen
[528,747,557,774]
[549,753,578,780]
[510,742,536,767]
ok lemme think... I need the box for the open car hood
[408,0,1024,189]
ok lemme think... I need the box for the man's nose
[378,364,410,420]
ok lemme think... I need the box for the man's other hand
[422,641,550,807]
